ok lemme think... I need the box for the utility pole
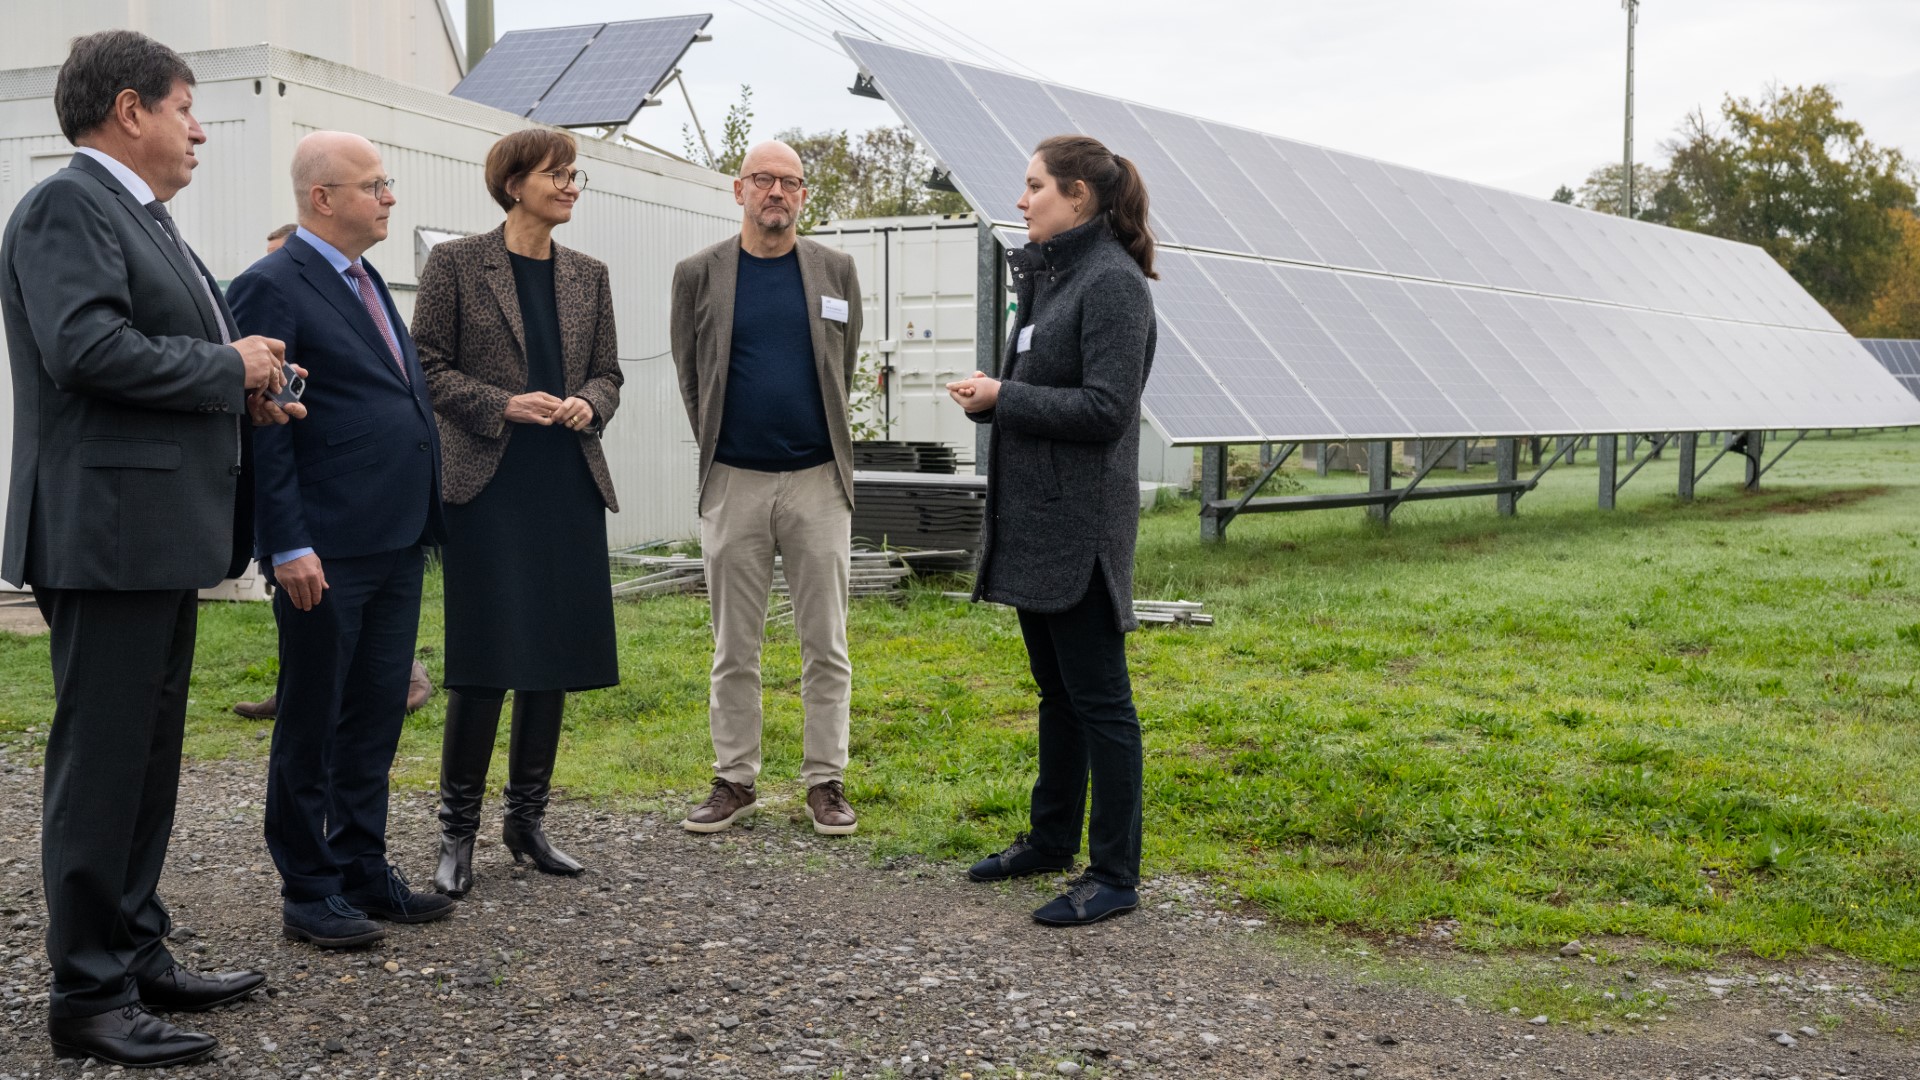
[1621,0,1640,218]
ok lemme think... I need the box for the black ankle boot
[502,690,584,876]
[434,690,503,896]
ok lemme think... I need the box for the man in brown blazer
[670,140,863,836]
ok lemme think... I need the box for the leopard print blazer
[412,225,622,508]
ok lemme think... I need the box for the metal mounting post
[1676,432,1698,501]
[1199,444,1229,542]
[1496,438,1518,516]
[1366,440,1394,525]
[1596,435,1618,510]
[1756,429,1806,483]
[1316,442,1330,477]
[1741,430,1764,490]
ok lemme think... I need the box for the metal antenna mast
[1622,0,1640,218]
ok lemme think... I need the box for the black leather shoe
[343,865,455,924]
[967,833,1074,882]
[1032,874,1139,927]
[49,1003,217,1068]
[137,964,266,1012]
[283,895,385,948]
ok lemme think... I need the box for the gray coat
[2,153,250,590]
[669,235,863,506]
[970,217,1156,631]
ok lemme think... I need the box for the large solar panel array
[842,36,1920,442]
[1860,339,1920,401]
[452,15,712,128]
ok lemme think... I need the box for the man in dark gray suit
[1,30,300,1069]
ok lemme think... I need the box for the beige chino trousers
[699,461,852,788]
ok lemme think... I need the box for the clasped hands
[506,391,596,430]
[235,335,306,425]
[945,370,1000,413]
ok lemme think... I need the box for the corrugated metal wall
[0,44,741,552]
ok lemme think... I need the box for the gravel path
[0,743,1913,1080]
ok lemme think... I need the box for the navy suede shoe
[1032,874,1138,926]
[967,833,1074,882]
[343,866,455,924]
[282,896,384,949]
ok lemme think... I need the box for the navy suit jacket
[228,234,444,562]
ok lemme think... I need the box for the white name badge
[821,296,849,323]
[1017,325,1034,353]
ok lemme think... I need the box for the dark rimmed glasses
[541,168,589,191]
[746,172,804,193]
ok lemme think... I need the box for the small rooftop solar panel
[450,23,603,117]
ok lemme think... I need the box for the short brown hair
[484,129,577,212]
[266,222,297,242]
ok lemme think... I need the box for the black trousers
[264,546,424,901]
[1015,567,1144,889]
[34,587,195,1018]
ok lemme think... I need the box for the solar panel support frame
[1676,432,1699,501]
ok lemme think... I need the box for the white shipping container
[0,44,742,589]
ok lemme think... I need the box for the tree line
[1555,84,1919,337]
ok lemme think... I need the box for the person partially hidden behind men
[1,30,303,1068]
[228,130,452,950]
[670,141,864,836]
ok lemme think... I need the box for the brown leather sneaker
[682,778,757,833]
[405,660,433,713]
[805,780,858,836]
[233,694,278,720]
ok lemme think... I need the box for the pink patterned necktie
[343,262,408,382]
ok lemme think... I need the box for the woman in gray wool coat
[946,134,1158,927]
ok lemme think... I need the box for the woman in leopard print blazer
[411,129,622,899]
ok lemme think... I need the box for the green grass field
[4,428,1919,973]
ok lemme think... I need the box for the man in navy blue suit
[228,130,451,948]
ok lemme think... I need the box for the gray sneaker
[681,778,757,833]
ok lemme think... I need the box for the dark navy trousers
[263,546,424,901]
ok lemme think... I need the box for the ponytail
[1033,135,1158,279]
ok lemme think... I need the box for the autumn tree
[1572,162,1669,217]
[1859,210,1920,338]
[775,124,969,232]
[1652,84,1916,329]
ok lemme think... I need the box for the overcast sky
[455,0,1920,204]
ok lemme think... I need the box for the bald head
[739,140,803,179]
[292,131,381,219]
[290,130,393,262]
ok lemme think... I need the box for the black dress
[440,251,618,692]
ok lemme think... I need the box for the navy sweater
[714,248,834,472]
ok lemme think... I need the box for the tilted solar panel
[452,15,711,129]
[839,34,1920,441]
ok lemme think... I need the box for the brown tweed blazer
[413,225,622,508]
[669,235,862,506]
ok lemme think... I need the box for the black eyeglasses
[746,172,804,193]
[540,168,588,191]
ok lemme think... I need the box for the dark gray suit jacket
[1,152,249,590]
[969,218,1156,631]
[669,235,863,507]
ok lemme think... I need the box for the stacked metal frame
[839,35,1920,444]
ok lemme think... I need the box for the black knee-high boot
[434,689,504,896]
[502,690,584,876]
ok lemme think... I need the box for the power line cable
[719,0,842,56]
[889,0,1050,78]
